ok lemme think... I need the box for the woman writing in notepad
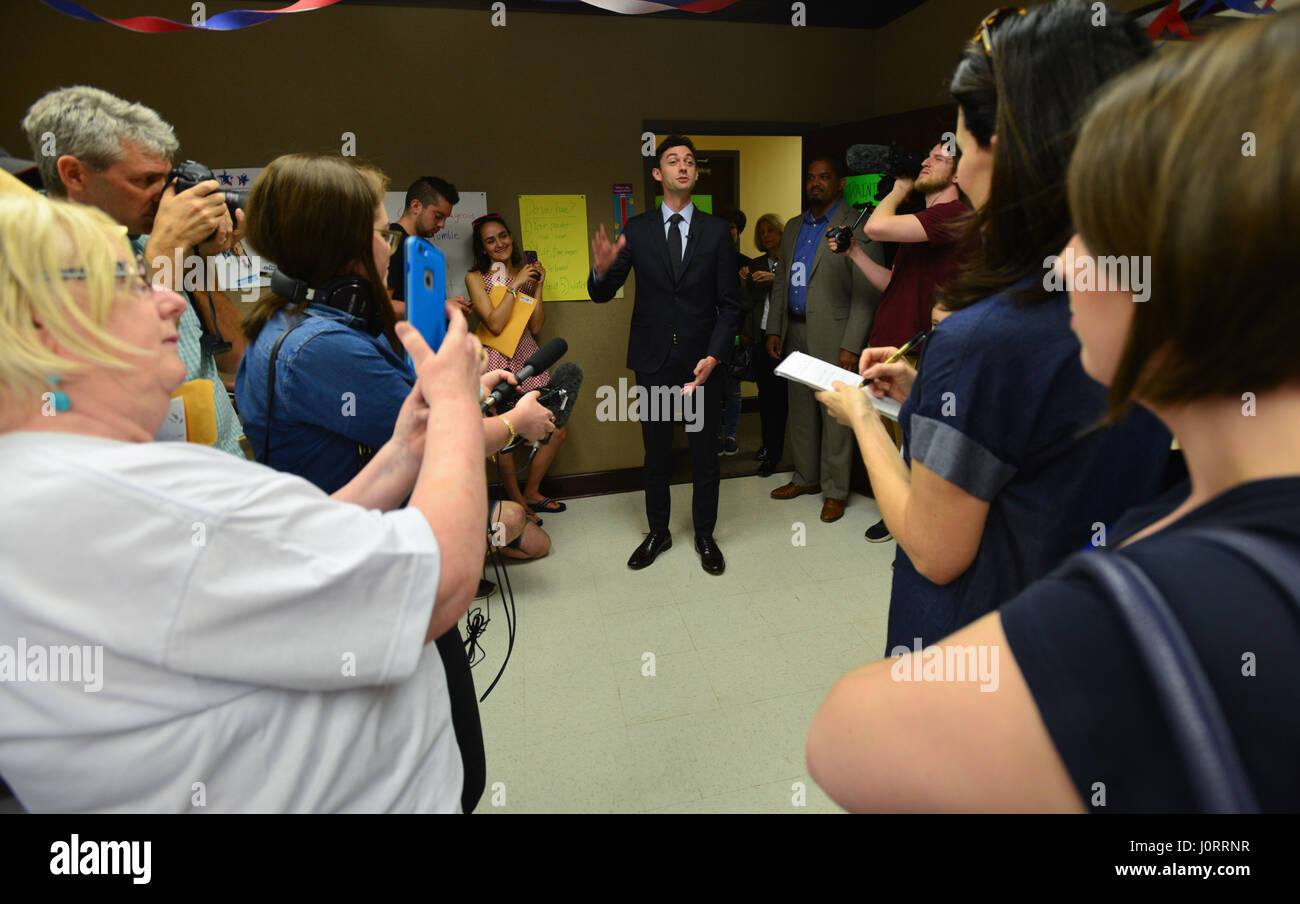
[467,213,569,520]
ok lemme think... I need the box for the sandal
[527,497,567,513]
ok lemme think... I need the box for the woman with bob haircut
[809,6,1300,813]
[0,193,490,812]
[234,155,556,813]
[817,1,1173,654]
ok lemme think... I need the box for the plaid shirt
[132,236,246,457]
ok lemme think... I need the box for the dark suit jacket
[588,206,744,374]
[742,252,779,343]
[766,203,883,362]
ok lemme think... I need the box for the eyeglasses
[471,212,503,228]
[377,228,406,253]
[972,6,1026,58]
[59,253,152,296]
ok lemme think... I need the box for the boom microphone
[481,337,568,412]
[845,144,891,175]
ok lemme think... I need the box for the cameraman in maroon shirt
[827,141,972,542]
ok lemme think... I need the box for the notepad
[476,283,536,358]
[775,351,901,421]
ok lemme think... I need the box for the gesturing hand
[683,355,718,396]
[591,225,626,277]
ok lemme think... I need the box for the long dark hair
[938,1,1152,312]
[241,154,399,353]
[469,214,522,275]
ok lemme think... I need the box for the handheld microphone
[481,337,568,412]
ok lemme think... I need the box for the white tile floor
[465,469,896,814]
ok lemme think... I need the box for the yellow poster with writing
[516,194,592,301]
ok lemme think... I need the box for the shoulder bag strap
[1057,547,1261,813]
[261,318,306,466]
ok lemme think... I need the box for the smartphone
[524,250,538,267]
[403,236,447,368]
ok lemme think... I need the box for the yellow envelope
[476,283,536,358]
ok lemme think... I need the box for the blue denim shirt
[787,200,839,316]
[235,304,413,493]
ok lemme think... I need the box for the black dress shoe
[628,530,672,569]
[695,535,725,575]
[758,458,778,477]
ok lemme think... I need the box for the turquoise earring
[45,375,70,413]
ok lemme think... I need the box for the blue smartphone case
[403,236,447,368]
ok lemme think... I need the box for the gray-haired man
[23,85,246,457]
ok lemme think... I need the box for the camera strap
[187,254,232,356]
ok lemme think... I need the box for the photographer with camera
[22,86,247,457]
[827,141,972,543]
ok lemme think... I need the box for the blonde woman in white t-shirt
[0,194,487,812]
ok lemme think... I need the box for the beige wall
[666,134,803,258]
[3,0,1154,478]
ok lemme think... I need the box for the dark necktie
[668,213,683,279]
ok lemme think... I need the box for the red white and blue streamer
[39,0,343,33]
[1142,0,1276,43]
[539,0,743,13]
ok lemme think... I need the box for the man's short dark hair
[655,135,697,167]
[807,154,844,180]
[404,175,459,211]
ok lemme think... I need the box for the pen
[860,330,928,386]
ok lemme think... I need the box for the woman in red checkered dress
[466,214,569,520]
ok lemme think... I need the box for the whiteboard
[384,191,487,298]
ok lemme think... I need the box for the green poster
[654,194,712,214]
[844,174,884,208]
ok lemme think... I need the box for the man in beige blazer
[765,155,883,522]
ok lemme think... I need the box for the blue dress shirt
[787,200,840,316]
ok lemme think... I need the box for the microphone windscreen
[542,362,583,428]
[845,144,891,175]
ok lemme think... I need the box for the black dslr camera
[168,160,247,243]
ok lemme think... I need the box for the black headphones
[270,267,380,336]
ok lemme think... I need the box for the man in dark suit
[588,135,744,575]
